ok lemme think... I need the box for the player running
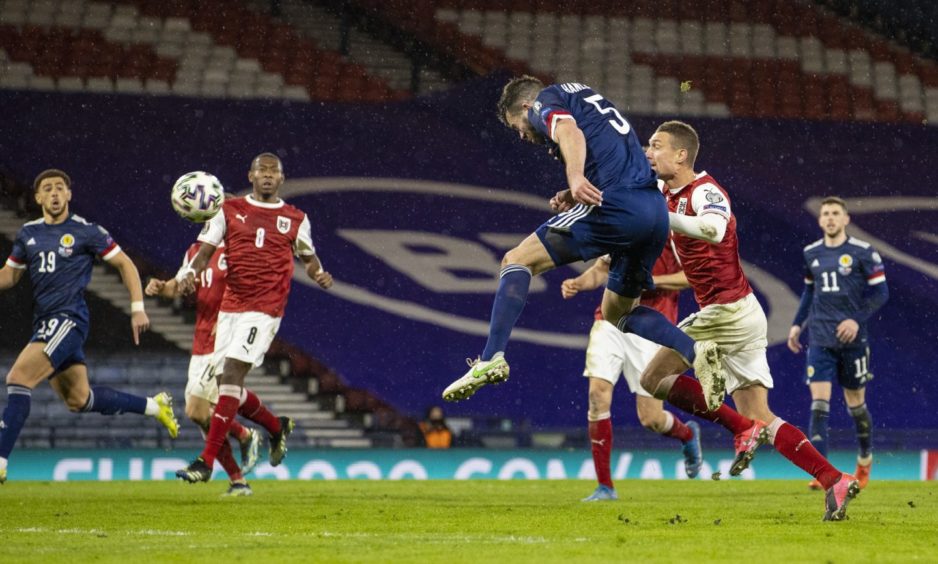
[147,241,264,496]
[562,244,703,502]
[175,153,333,483]
[442,77,725,406]
[641,121,859,521]
[787,196,888,490]
[0,169,178,484]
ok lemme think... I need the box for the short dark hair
[252,152,282,170]
[655,120,700,166]
[820,196,848,213]
[497,75,544,125]
[33,169,71,192]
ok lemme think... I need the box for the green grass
[0,480,935,563]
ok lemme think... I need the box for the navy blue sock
[481,264,532,361]
[808,399,830,458]
[82,386,147,415]
[0,385,32,459]
[849,403,873,459]
[616,305,696,363]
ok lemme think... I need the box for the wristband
[175,266,195,284]
[131,301,145,313]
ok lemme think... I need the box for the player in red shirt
[642,121,858,521]
[175,153,333,483]
[146,241,263,495]
[562,238,703,501]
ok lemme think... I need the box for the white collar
[246,194,284,209]
[668,170,707,195]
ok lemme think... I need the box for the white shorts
[211,311,281,375]
[185,353,218,404]
[583,320,654,398]
[679,293,773,393]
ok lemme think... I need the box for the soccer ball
[170,171,225,223]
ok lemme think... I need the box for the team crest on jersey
[277,216,291,234]
[677,198,688,215]
[58,233,75,257]
[838,254,853,275]
[807,365,815,378]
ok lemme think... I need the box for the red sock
[663,412,693,443]
[238,388,281,435]
[200,395,239,466]
[666,375,753,435]
[588,418,614,488]
[216,438,243,482]
[773,421,842,489]
[228,420,249,442]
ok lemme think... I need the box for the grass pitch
[0,480,934,563]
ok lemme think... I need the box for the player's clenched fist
[560,278,580,299]
[313,270,333,290]
[145,278,165,296]
[550,189,575,212]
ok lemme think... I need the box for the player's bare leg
[843,387,872,489]
[732,385,858,520]
[443,233,554,402]
[51,364,178,438]
[635,396,702,478]
[582,378,616,501]
[640,347,765,475]
[0,344,55,483]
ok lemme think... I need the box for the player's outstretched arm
[145,277,180,299]
[554,120,603,206]
[653,271,690,291]
[668,212,727,244]
[561,258,610,299]
[301,254,333,289]
[0,264,25,291]
[106,251,150,345]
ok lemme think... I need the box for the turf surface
[0,480,934,562]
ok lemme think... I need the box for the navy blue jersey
[528,82,656,193]
[5,214,120,326]
[802,237,886,348]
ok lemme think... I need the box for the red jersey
[179,243,227,355]
[198,195,315,318]
[665,172,752,308]
[593,238,682,323]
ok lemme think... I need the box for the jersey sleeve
[861,247,886,286]
[528,87,575,143]
[5,228,28,269]
[293,214,316,257]
[690,183,731,220]
[197,207,226,247]
[802,251,814,285]
[90,224,122,261]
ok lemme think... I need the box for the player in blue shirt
[0,169,179,484]
[442,76,725,404]
[787,196,888,491]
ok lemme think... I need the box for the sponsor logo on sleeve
[704,190,725,203]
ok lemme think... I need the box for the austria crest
[277,216,291,234]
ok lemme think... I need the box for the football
[170,171,225,223]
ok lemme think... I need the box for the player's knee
[587,387,612,415]
[64,393,87,413]
[639,369,662,398]
[185,402,210,427]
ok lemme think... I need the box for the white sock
[766,417,785,443]
[0,457,7,471]
[144,397,159,416]
[660,411,675,434]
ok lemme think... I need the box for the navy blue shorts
[535,185,669,298]
[806,345,872,390]
[30,314,88,373]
